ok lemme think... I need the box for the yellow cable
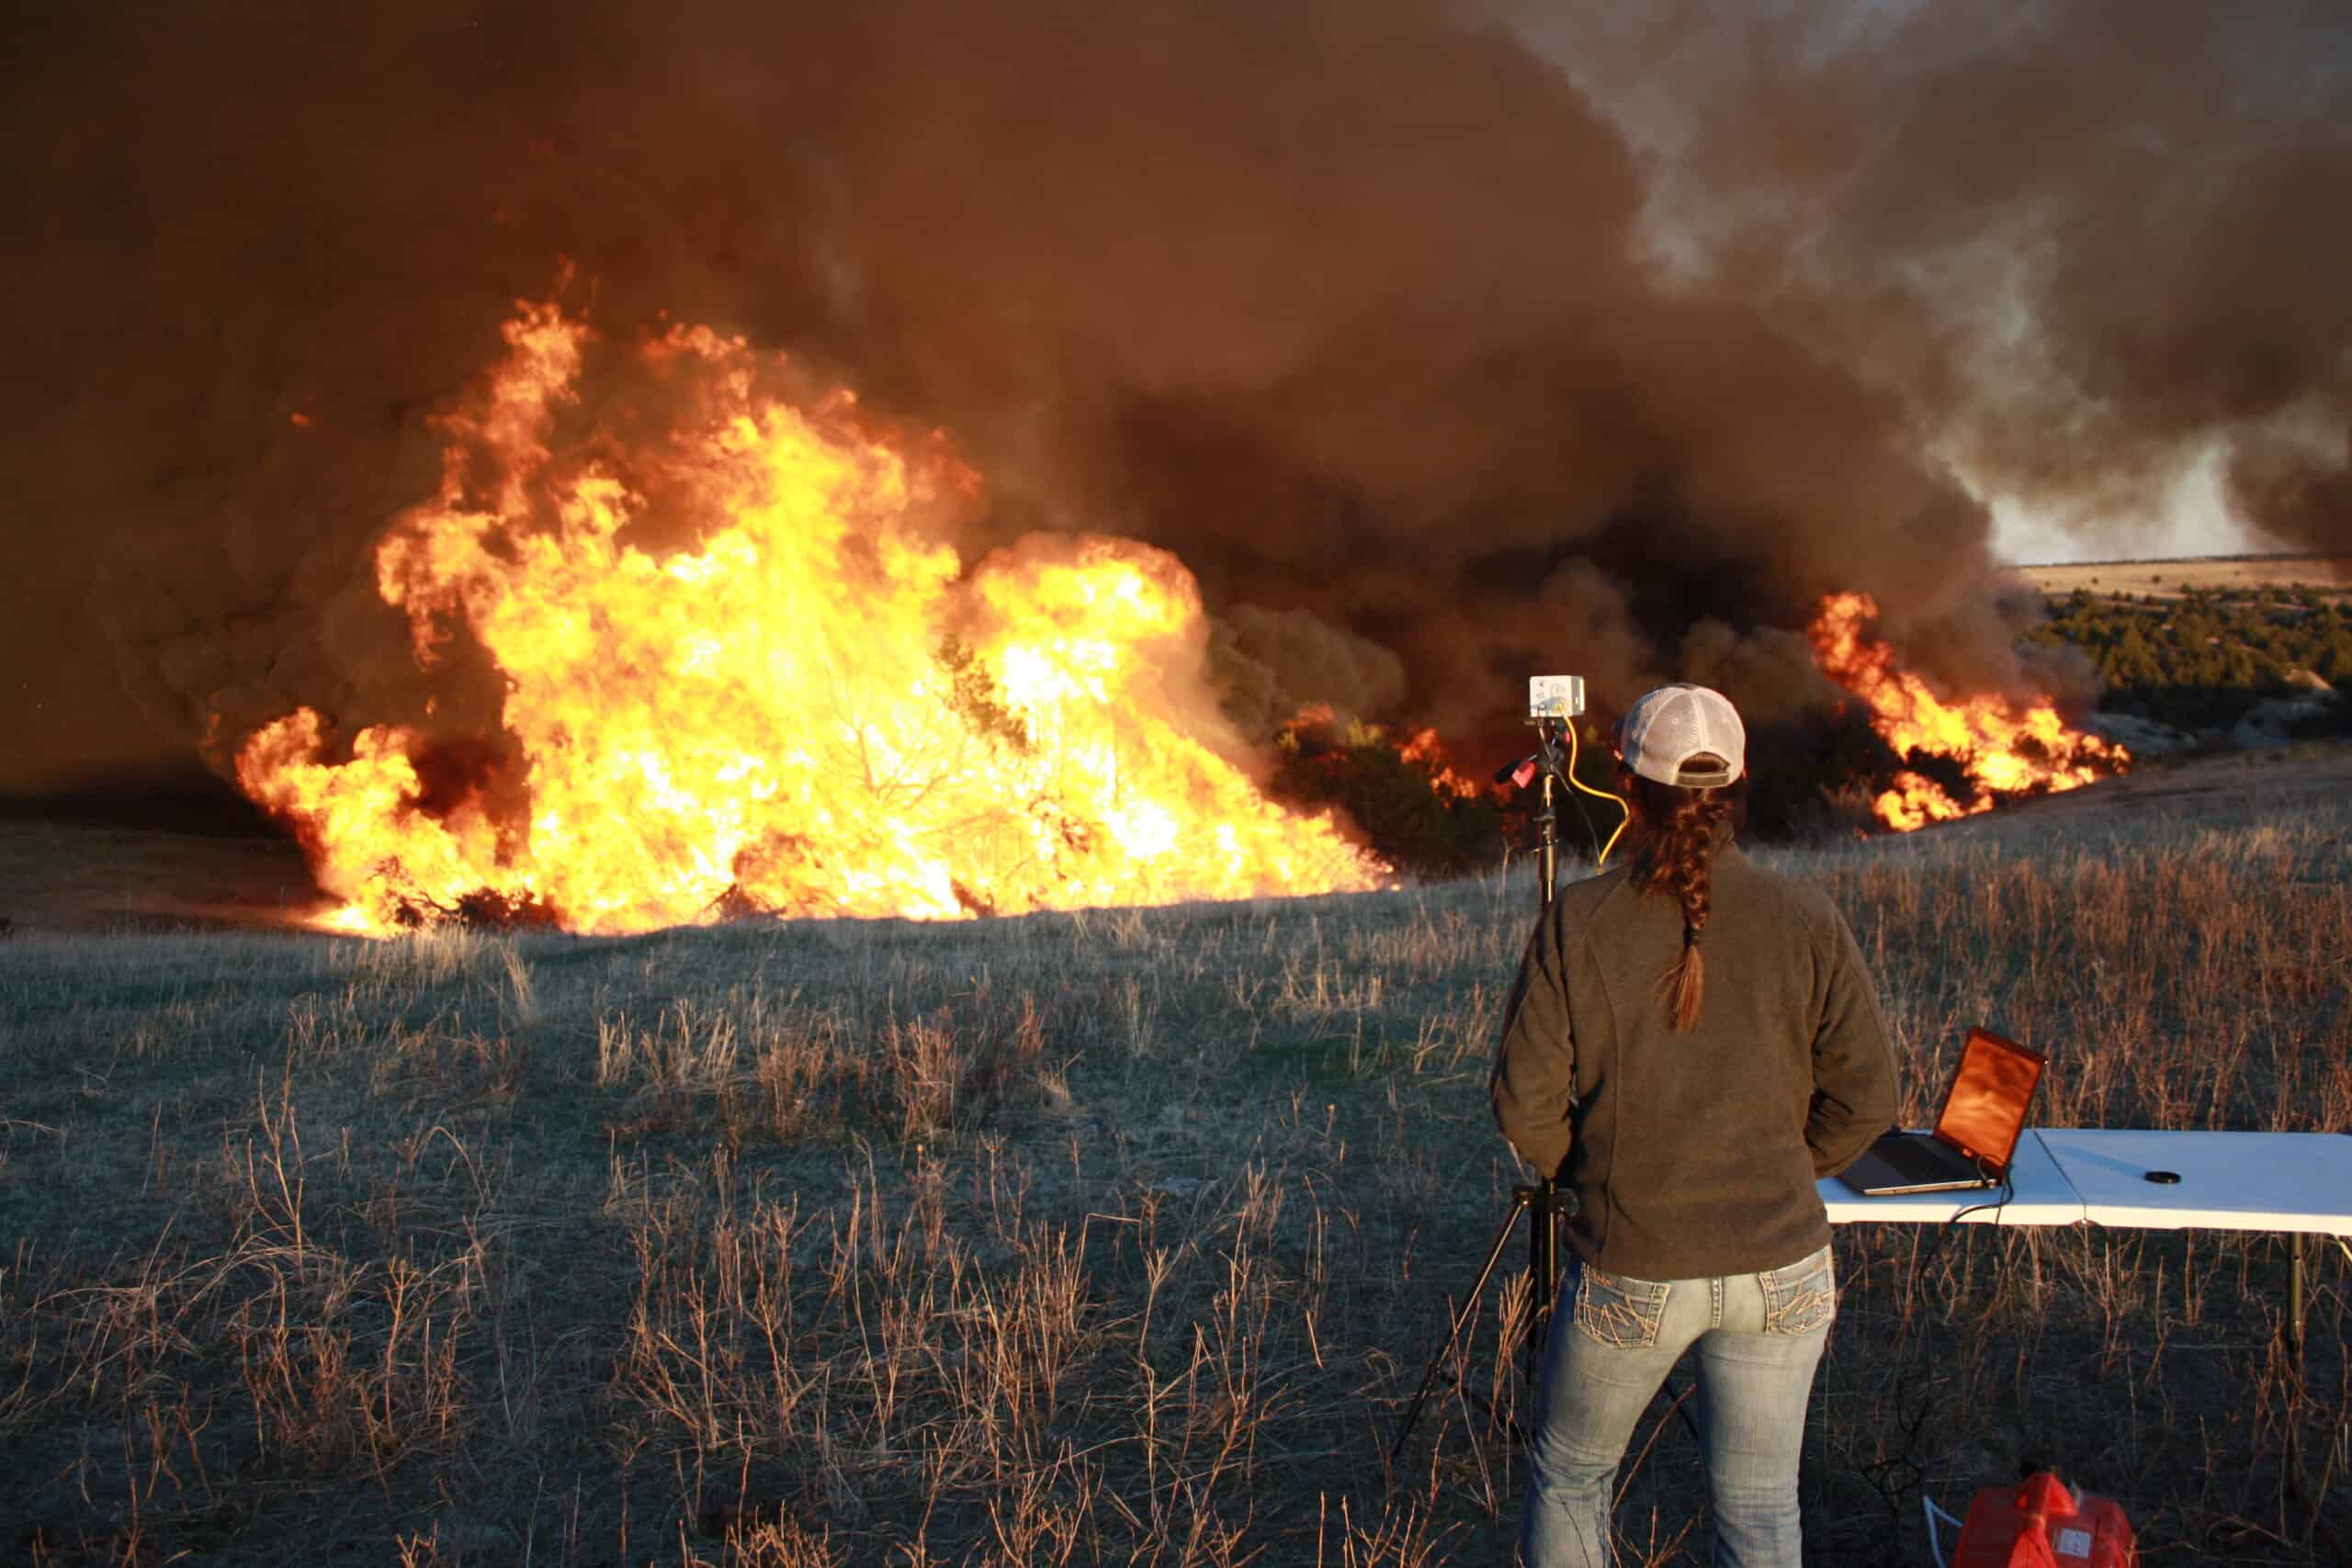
[1562,720,1631,870]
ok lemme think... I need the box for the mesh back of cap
[1626,685,1743,785]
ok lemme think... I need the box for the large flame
[1807,592,2130,830]
[232,299,1385,934]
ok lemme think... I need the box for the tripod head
[1494,674,1628,907]
[1496,676,1583,781]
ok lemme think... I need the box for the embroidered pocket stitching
[1762,1249,1837,1337]
[1576,1268,1668,1348]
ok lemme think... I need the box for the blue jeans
[1520,1244,1836,1568]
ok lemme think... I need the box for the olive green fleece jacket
[1489,840,1898,1282]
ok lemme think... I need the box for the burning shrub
[388,886,562,932]
[1268,707,1503,878]
[227,301,1385,937]
[1807,593,2131,829]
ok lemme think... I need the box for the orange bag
[1951,1471,2136,1567]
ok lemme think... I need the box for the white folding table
[2034,1128,2352,1363]
[1823,1127,2352,1367]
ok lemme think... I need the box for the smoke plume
[1510,1,2352,563]
[2,0,2339,797]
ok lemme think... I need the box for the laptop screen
[1932,1028,2046,1171]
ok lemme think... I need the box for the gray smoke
[3,0,2333,795]
[1510,0,2352,568]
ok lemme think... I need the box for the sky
[1985,446,2277,566]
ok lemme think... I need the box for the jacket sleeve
[1804,905,1899,1178]
[1490,908,1577,1179]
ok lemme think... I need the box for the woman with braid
[1492,683,1897,1568]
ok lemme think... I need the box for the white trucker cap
[1616,683,1746,788]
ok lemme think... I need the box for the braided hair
[1625,766,1739,1031]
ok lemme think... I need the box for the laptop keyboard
[1874,1134,1978,1183]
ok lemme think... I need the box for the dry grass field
[2018,555,2352,602]
[3,751,2349,1564]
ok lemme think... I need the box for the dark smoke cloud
[12,0,2284,801]
[1510,0,2352,566]
[1211,606,1408,740]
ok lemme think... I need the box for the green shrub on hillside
[2028,587,2352,730]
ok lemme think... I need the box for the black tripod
[1389,719,1577,1462]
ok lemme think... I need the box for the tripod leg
[1526,1178,1561,1385]
[1388,1189,1531,1463]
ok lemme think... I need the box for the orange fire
[232,299,1385,934]
[1398,728,1482,800]
[1806,592,2130,830]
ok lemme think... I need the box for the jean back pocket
[1574,1263,1671,1348]
[1758,1244,1837,1337]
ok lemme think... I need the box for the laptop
[1838,1028,2047,1196]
